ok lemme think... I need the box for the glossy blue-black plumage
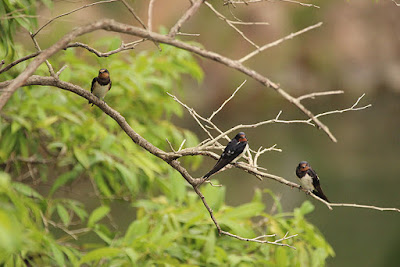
[203,132,248,179]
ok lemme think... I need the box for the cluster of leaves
[83,178,334,266]
[0,170,334,266]
[0,172,82,265]
[0,0,52,56]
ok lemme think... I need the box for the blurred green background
[5,0,400,266]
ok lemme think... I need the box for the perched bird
[203,132,248,179]
[295,161,330,202]
[89,68,112,106]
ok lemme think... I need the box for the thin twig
[169,0,205,38]
[205,1,260,49]
[297,90,344,101]
[311,94,371,120]
[329,203,400,213]
[30,33,56,76]
[220,230,297,249]
[225,0,320,8]
[166,138,176,152]
[239,22,323,63]
[148,0,156,32]
[193,186,222,233]
[208,80,246,120]
[178,139,186,151]
[0,52,40,74]
[32,0,119,37]
[120,0,148,29]
[66,41,143,57]
[177,32,201,36]
[55,65,68,78]
[120,0,161,51]
[392,0,400,6]
[228,21,269,25]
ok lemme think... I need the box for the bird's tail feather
[313,190,329,203]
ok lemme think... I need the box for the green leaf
[115,163,137,194]
[88,206,110,228]
[37,116,59,128]
[203,228,216,258]
[79,247,122,264]
[57,204,70,226]
[124,216,149,244]
[73,147,90,169]
[51,244,66,267]
[49,170,79,196]
[94,229,113,245]
[124,247,139,264]
[275,247,288,267]
[202,184,225,212]
[68,202,88,221]
[224,202,265,220]
[12,182,43,199]
[295,201,315,217]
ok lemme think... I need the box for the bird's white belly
[94,84,109,99]
[300,173,314,191]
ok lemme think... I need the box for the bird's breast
[92,83,110,99]
[299,173,315,191]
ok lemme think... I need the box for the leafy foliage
[0,170,334,266]
[0,0,52,56]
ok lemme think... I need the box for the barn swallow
[203,132,248,179]
[296,161,329,202]
[89,68,112,106]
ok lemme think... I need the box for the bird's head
[297,161,310,172]
[235,132,247,142]
[98,69,110,79]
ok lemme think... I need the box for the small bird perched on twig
[203,132,248,179]
[89,68,112,106]
[295,161,330,202]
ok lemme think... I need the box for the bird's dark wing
[108,80,112,91]
[89,78,97,105]
[203,140,247,179]
[308,168,329,202]
[90,77,97,93]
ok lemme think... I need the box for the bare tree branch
[169,0,205,38]
[32,0,119,37]
[391,0,400,6]
[148,0,157,32]
[0,19,337,142]
[0,52,40,74]
[312,94,371,120]
[297,90,344,101]
[208,80,247,120]
[239,21,323,63]
[118,0,161,51]
[66,40,144,57]
[30,33,56,77]
[225,0,320,9]
[120,0,147,29]
[205,1,260,49]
